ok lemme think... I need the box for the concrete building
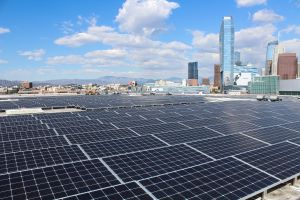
[214,64,221,89]
[280,79,300,95]
[21,81,33,89]
[277,53,298,80]
[219,16,234,87]
[265,41,278,75]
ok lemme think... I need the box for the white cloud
[236,0,267,7]
[0,27,10,34]
[18,49,46,61]
[281,25,300,35]
[192,31,219,53]
[0,59,8,64]
[252,9,284,23]
[115,0,179,36]
[281,39,300,56]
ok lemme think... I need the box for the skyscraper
[277,53,298,80]
[214,64,221,89]
[265,41,278,75]
[272,45,285,75]
[234,51,241,65]
[219,16,234,87]
[187,62,198,86]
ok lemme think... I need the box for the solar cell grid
[55,124,116,135]
[0,120,42,127]
[187,134,267,159]
[0,129,57,142]
[0,124,48,134]
[157,114,201,123]
[140,157,278,200]
[207,121,260,135]
[180,117,226,128]
[289,137,300,145]
[62,182,153,200]
[0,135,69,154]
[274,114,300,122]
[0,145,87,174]
[111,118,163,128]
[243,126,300,144]
[47,119,101,129]
[130,122,189,135]
[81,135,167,158]
[246,117,287,127]
[41,116,88,124]
[154,127,222,145]
[96,116,145,124]
[219,114,258,122]
[236,142,300,180]
[103,144,212,182]
[0,159,120,199]
[139,113,181,119]
[282,121,300,132]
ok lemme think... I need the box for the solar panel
[96,116,145,124]
[274,114,300,122]
[0,159,120,199]
[0,120,42,127]
[103,144,212,182]
[0,129,57,142]
[281,121,300,132]
[207,121,261,135]
[66,128,138,144]
[157,114,201,123]
[81,135,167,158]
[130,122,189,135]
[47,119,101,129]
[111,118,163,128]
[0,124,48,134]
[187,134,267,159]
[55,124,116,135]
[154,127,222,145]
[219,114,258,122]
[242,126,300,144]
[62,182,153,200]
[0,136,69,154]
[236,142,300,180]
[140,157,278,200]
[0,145,87,174]
[289,137,300,145]
[41,116,88,124]
[245,117,287,127]
[179,117,226,128]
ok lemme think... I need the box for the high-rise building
[219,16,234,87]
[272,45,285,75]
[202,78,210,86]
[214,64,221,88]
[187,62,199,86]
[188,62,198,79]
[277,53,298,80]
[234,51,241,65]
[298,63,300,78]
[265,41,278,75]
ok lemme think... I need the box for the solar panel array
[1,96,300,199]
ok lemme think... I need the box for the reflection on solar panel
[81,135,167,158]
[0,136,69,154]
[0,124,48,133]
[282,121,300,132]
[130,122,188,135]
[207,121,260,135]
[66,128,138,144]
[157,114,200,123]
[111,118,163,128]
[289,137,300,145]
[242,126,300,144]
[236,142,300,180]
[187,134,267,159]
[154,127,222,145]
[0,159,120,199]
[103,144,212,182]
[274,114,300,122]
[179,117,225,128]
[63,182,153,200]
[0,145,87,174]
[246,117,287,127]
[140,157,278,200]
[47,120,101,129]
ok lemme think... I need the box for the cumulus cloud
[192,31,219,53]
[252,9,284,23]
[0,27,10,34]
[0,59,8,64]
[115,0,179,36]
[280,25,300,35]
[236,0,267,7]
[18,49,46,61]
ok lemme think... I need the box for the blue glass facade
[266,41,278,61]
[188,62,198,79]
[220,16,234,86]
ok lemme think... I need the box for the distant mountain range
[0,76,183,87]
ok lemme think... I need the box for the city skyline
[0,0,300,81]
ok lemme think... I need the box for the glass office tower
[188,62,198,79]
[219,16,234,87]
[265,41,278,75]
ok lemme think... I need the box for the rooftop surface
[0,95,300,200]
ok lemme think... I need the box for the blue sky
[0,0,300,81]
